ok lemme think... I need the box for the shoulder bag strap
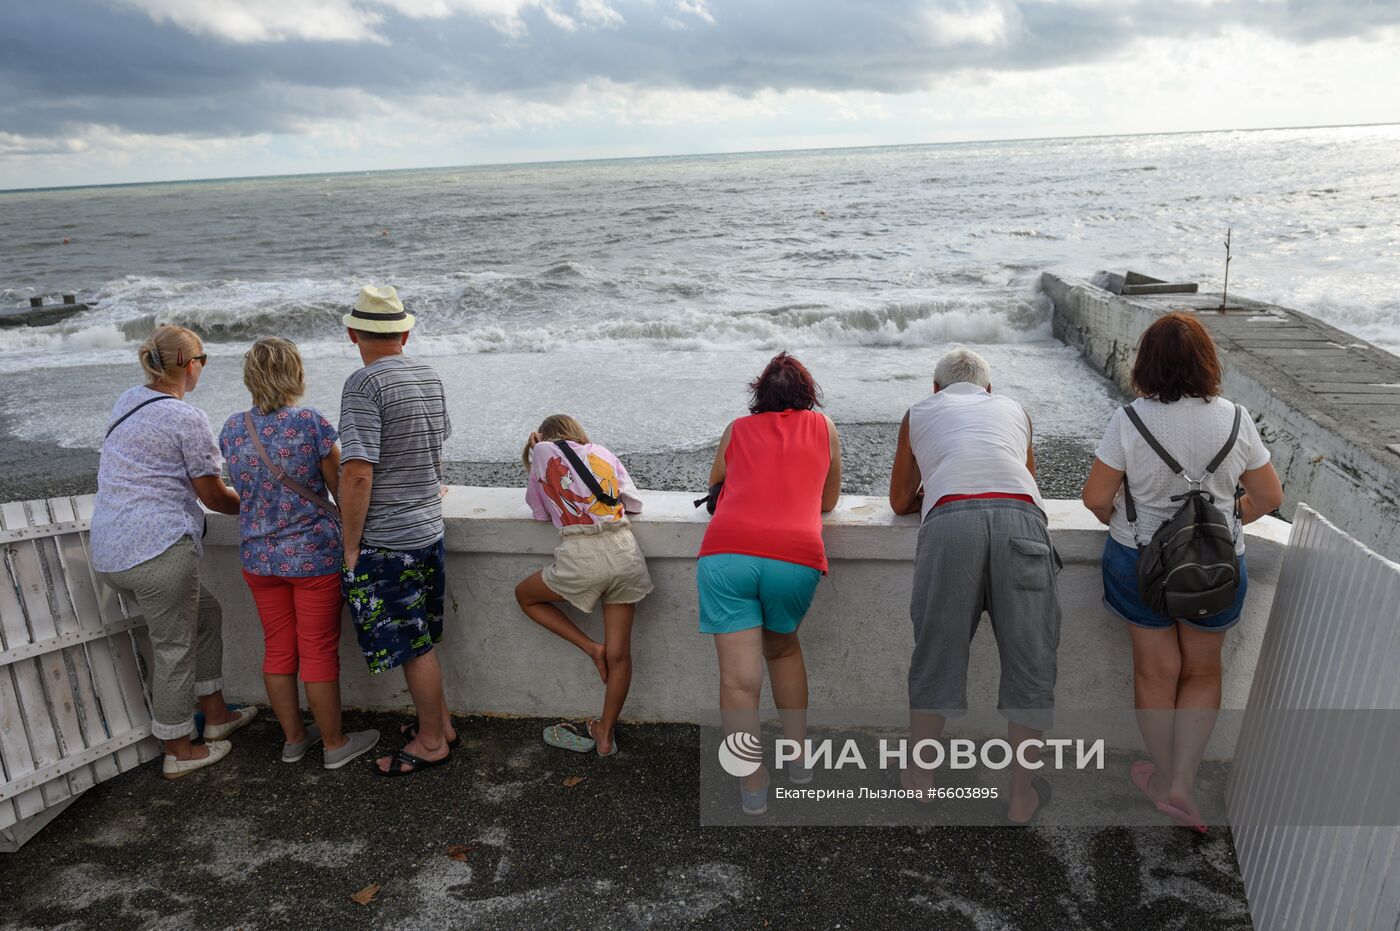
[104,394,175,440]
[552,441,621,508]
[243,411,341,522]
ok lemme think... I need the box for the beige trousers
[98,537,224,740]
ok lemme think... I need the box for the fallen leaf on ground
[446,844,473,862]
[351,884,381,906]
[562,775,586,788]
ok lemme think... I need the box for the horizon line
[3,119,1396,196]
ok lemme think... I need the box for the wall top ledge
[204,487,1292,561]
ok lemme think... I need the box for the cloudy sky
[2,0,1398,189]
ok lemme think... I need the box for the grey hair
[933,347,991,389]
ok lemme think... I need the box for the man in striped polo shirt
[338,285,457,777]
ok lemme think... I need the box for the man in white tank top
[888,348,1062,824]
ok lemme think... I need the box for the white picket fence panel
[1229,505,1400,931]
[0,495,160,851]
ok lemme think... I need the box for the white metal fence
[0,496,160,851]
[1229,504,1400,931]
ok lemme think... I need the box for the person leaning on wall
[698,351,842,817]
[1080,311,1283,833]
[91,325,259,779]
[888,346,1060,825]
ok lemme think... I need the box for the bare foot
[588,719,613,755]
[376,736,449,774]
[901,766,934,791]
[399,720,458,746]
[1147,770,1172,807]
[586,642,608,683]
[1007,783,1041,824]
[900,767,936,802]
[203,709,239,727]
[1166,782,1199,820]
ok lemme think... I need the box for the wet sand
[0,415,1095,505]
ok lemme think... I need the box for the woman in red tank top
[697,352,842,815]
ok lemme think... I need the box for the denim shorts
[1101,536,1248,632]
[697,553,821,635]
[343,538,446,674]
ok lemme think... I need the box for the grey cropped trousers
[98,536,225,740]
[908,498,1062,732]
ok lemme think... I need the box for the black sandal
[374,747,452,777]
[399,722,461,749]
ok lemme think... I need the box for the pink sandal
[1130,761,1207,834]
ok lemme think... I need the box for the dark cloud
[1,0,1396,144]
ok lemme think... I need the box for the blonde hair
[137,325,202,385]
[522,414,590,468]
[242,337,306,414]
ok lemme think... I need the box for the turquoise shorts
[697,553,822,635]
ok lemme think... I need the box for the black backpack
[1122,403,1243,619]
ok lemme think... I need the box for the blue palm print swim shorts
[342,538,446,674]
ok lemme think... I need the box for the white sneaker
[163,740,232,780]
[203,706,259,741]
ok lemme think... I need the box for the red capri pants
[242,571,344,682]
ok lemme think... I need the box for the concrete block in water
[0,300,88,328]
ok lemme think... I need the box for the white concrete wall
[198,487,1290,743]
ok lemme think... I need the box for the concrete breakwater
[1042,272,1400,563]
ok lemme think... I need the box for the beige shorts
[542,521,654,613]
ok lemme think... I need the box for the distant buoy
[62,238,70,244]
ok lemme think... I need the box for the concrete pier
[1042,272,1400,562]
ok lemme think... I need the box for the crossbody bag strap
[104,394,176,440]
[552,441,621,508]
[243,410,341,522]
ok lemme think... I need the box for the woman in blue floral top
[219,337,378,769]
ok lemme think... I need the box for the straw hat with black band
[343,285,415,333]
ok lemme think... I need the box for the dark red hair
[748,352,822,414]
[1131,312,1222,403]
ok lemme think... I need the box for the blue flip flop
[543,722,596,753]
